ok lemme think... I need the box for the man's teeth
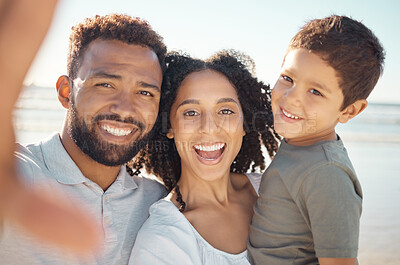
[282,109,300,119]
[102,125,132,136]
[194,143,225,152]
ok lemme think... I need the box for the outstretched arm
[0,0,100,254]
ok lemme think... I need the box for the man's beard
[67,102,150,167]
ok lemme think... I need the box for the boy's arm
[301,164,362,260]
[0,0,99,253]
[318,257,357,265]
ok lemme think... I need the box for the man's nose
[110,90,137,118]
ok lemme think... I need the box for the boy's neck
[285,129,338,146]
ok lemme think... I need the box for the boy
[248,15,385,265]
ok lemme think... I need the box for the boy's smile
[271,48,347,146]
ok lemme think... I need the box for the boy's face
[271,48,346,146]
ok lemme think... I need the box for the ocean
[13,85,400,264]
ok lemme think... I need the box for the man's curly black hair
[68,14,167,80]
[129,50,280,192]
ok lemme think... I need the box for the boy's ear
[338,99,368,124]
[56,75,72,109]
[166,129,174,139]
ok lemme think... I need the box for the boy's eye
[138,91,153,97]
[281,75,293,83]
[183,110,199,117]
[310,89,323,96]
[219,109,234,115]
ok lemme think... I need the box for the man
[0,5,167,265]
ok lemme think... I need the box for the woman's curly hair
[129,50,280,192]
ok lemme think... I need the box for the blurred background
[14,0,400,264]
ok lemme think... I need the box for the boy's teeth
[282,109,300,119]
[194,143,225,152]
[101,125,132,136]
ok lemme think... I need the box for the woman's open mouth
[193,143,225,165]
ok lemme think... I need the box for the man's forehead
[76,39,162,82]
[83,39,156,62]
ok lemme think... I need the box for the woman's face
[167,69,245,181]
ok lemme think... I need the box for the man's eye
[310,89,323,96]
[282,75,293,83]
[96,83,112,88]
[219,109,234,115]
[138,91,153,97]
[183,110,199,117]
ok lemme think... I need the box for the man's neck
[59,130,121,191]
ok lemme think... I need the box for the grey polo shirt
[248,138,362,265]
[0,133,166,265]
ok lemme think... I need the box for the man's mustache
[93,114,145,131]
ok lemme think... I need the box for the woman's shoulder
[131,199,203,265]
[245,172,262,195]
[230,172,262,196]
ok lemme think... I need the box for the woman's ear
[338,99,368,124]
[166,129,174,139]
[56,75,71,109]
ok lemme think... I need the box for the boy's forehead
[282,48,342,95]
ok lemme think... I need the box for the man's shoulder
[134,173,167,197]
[14,142,47,180]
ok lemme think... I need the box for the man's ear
[338,99,368,124]
[166,129,174,139]
[56,75,72,109]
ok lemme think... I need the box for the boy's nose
[284,86,302,107]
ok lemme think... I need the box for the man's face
[67,39,162,166]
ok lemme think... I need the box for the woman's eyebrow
[177,99,200,108]
[217,98,239,105]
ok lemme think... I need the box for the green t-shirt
[248,137,362,265]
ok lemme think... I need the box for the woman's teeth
[194,143,225,152]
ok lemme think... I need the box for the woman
[128,50,280,264]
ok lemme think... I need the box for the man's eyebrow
[137,81,161,93]
[177,99,200,108]
[87,70,122,80]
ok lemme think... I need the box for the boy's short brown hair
[288,15,385,110]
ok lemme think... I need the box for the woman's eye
[282,75,293,83]
[183,110,199,117]
[219,109,234,115]
[138,91,153,97]
[310,89,322,96]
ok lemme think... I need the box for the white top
[129,173,262,265]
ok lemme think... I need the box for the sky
[24,0,400,104]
